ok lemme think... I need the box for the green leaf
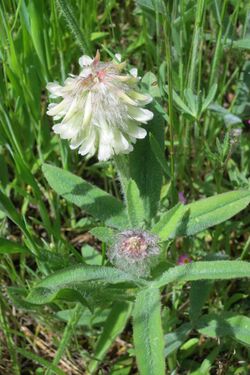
[141,72,161,98]
[232,38,250,50]
[153,260,250,288]
[16,348,66,375]
[90,31,109,41]
[27,265,146,304]
[56,307,110,327]
[171,89,194,116]
[152,203,187,241]
[126,179,145,227]
[185,88,199,117]
[0,238,29,255]
[128,104,164,221]
[0,189,37,254]
[136,0,166,15]
[0,189,26,232]
[196,313,250,347]
[189,280,213,321]
[88,302,132,374]
[149,134,170,177]
[164,323,192,357]
[201,84,217,113]
[133,288,165,375]
[42,164,128,229]
[176,190,250,237]
[81,245,102,266]
[90,227,115,246]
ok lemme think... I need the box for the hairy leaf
[153,260,250,288]
[42,164,128,228]
[196,313,250,347]
[133,287,165,375]
[176,190,250,236]
[126,179,145,227]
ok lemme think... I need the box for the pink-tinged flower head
[46,51,153,161]
[177,254,192,265]
[108,229,159,277]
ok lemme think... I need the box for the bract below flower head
[108,229,160,277]
[46,51,153,161]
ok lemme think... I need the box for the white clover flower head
[46,51,153,161]
[108,229,160,277]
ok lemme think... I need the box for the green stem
[208,0,228,88]
[240,236,250,260]
[188,0,205,90]
[164,12,175,200]
[113,155,130,200]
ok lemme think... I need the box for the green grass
[0,0,250,374]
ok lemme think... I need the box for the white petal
[130,68,138,77]
[47,98,71,117]
[128,91,152,105]
[115,53,122,62]
[98,143,113,161]
[62,98,80,123]
[128,107,153,123]
[118,91,138,106]
[126,122,147,139]
[82,92,92,127]
[47,81,63,97]
[78,132,97,157]
[113,130,130,153]
[79,55,93,67]
[79,67,92,78]
[53,123,79,139]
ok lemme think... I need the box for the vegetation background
[0,0,249,374]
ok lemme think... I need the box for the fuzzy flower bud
[46,51,153,161]
[108,229,159,277]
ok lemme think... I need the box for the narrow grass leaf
[46,304,84,375]
[88,302,132,374]
[153,260,250,288]
[16,348,66,375]
[0,238,29,255]
[133,287,165,375]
